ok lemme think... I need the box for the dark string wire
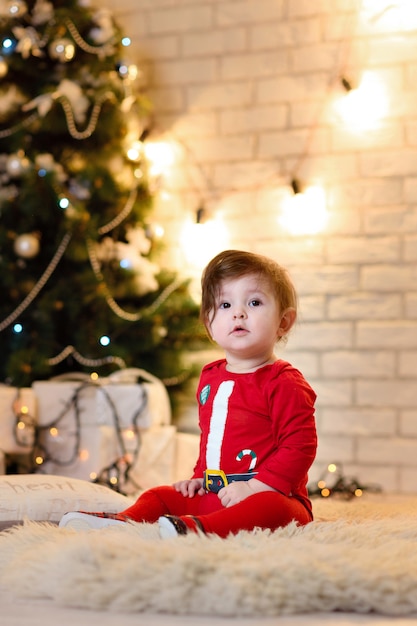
[308,462,382,500]
[11,380,149,492]
[131,2,362,206]
[12,388,36,449]
[93,382,148,492]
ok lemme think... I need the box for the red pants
[119,486,312,538]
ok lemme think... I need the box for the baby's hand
[218,478,276,507]
[218,481,252,507]
[173,478,205,497]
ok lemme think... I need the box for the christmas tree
[0,0,202,391]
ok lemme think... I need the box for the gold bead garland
[64,18,116,58]
[47,345,126,369]
[56,92,116,140]
[0,111,39,138]
[98,188,137,235]
[87,238,187,322]
[0,232,72,333]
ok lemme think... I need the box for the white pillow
[0,474,134,529]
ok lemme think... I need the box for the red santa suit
[120,359,317,537]
[194,358,317,515]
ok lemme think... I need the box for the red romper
[121,359,317,537]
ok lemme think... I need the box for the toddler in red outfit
[60,250,317,538]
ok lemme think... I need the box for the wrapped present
[107,368,171,426]
[128,424,177,492]
[173,431,200,483]
[125,428,200,493]
[0,385,37,455]
[31,370,171,487]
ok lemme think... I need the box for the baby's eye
[249,299,261,307]
[219,302,231,309]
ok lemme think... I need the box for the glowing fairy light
[127,140,143,162]
[181,215,229,271]
[335,71,389,132]
[79,449,90,461]
[144,141,175,178]
[280,185,328,236]
[120,258,132,269]
[59,196,70,210]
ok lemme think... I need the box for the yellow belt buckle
[204,469,228,493]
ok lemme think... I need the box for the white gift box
[128,424,177,492]
[0,371,199,489]
[121,428,200,493]
[107,368,171,427]
[33,380,151,430]
[173,431,200,483]
[0,386,37,454]
[31,372,172,484]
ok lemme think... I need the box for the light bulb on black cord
[308,462,382,499]
[196,205,208,224]
[335,71,388,132]
[290,178,303,195]
[14,401,36,448]
[341,76,354,92]
[280,178,327,235]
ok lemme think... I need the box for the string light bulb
[308,462,381,499]
[335,71,389,132]
[280,180,328,236]
[13,396,36,447]
[341,76,354,92]
[143,140,176,179]
[180,206,229,272]
[79,449,90,461]
[126,141,143,162]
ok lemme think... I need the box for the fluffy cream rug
[1,495,417,618]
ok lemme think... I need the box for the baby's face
[207,273,282,361]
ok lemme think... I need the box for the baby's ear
[277,308,296,337]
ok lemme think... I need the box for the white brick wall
[106,0,417,494]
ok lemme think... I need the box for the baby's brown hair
[200,250,297,330]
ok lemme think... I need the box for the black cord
[308,463,382,500]
[11,381,148,490]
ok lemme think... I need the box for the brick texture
[107,0,417,494]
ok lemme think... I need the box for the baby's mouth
[231,325,247,334]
